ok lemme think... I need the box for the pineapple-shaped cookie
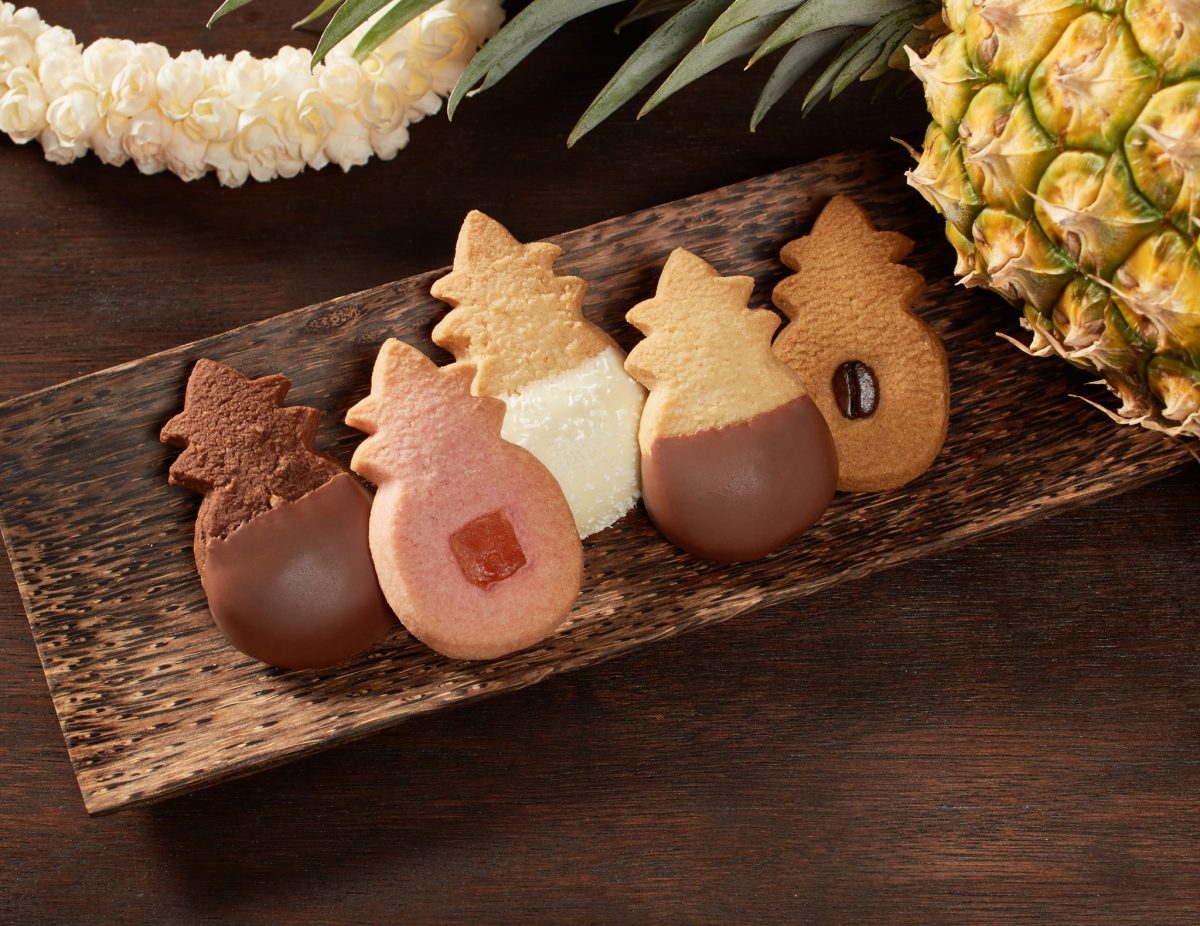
[345,339,582,661]
[431,211,645,538]
[772,196,949,492]
[161,359,394,670]
[625,249,838,562]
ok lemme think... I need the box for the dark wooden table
[2,2,1197,922]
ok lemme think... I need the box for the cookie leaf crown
[161,359,338,498]
[430,211,605,396]
[773,196,924,322]
[345,339,506,484]
[626,249,805,437]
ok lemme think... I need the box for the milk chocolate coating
[201,473,395,670]
[640,396,838,562]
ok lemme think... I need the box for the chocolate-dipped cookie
[161,359,394,670]
[772,196,950,492]
[625,249,838,562]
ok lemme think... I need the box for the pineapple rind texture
[960,84,1056,216]
[1125,80,1200,235]
[909,0,1200,438]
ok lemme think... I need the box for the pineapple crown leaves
[345,338,506,477]
[773,196,924,319]
[212,0,939,135]
[210,0,444,68]
[450,0,938,140]
[626,247,781,390]
[160,359,328,495]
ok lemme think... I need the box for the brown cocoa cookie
[161,359,343,571]
[161,359,393,669]
[771,196,950,492]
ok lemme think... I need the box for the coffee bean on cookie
[771,196,950,493]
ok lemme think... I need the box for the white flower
[358,50,387,82]
[90,111,129,165]
[418,4,495,94]
[223,50,268,111]
[323,111,372,172]
[357,79,403,132]
[417,89,446,121]
[46,85,98,142]
[295,87,334,169]
[204,139,249,188]
[34,24,76,58]
[370,122,409,161]
[318,57,366,107]
[417,9,474,59]
[162,123,208,181]
[0,63,45,141]
[39,123,84,164]
[110,43,167,117]
[269,45,314,99]
[0,19,35,81]
[443,0,503,37]
[378,54,434,116]
[156,50,207,122]
[182,87,236,145]
[8,4,46,39]
[34,28,82,97]
[0,0,503,183]
[122,107,168,173]
[81,37,135,110]
[233,103,303,181]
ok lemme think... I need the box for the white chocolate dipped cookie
[431,211,645,538]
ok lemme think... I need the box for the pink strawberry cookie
[345,338,583,661]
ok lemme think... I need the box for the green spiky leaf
[705,0,805,43]
[800,36,858,109]
[828,12,915,98]
[640,9,788,116]
[352,0,441,59]
[750,25,856,130]
[312,0,393,67]
[448,0,630,119]
[293,0,343,29]
[860,21,922,81]
[616,0,690,31]
[570,0,730,146]
[753,0,926,65]
[207,0,257,28]
[477,25,561,91]
[802,2,928,109]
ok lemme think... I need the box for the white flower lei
[0,1,503,186]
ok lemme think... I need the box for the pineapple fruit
[239,0,1200,435]
[906,0,1200,436]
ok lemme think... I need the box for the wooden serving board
[0,148,1190,815]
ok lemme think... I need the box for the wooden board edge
[78,445,1190,814]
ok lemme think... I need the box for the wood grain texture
[4,3,1200,921]
[0,145,1190,815]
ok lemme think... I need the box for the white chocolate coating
[500,346,645,538]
